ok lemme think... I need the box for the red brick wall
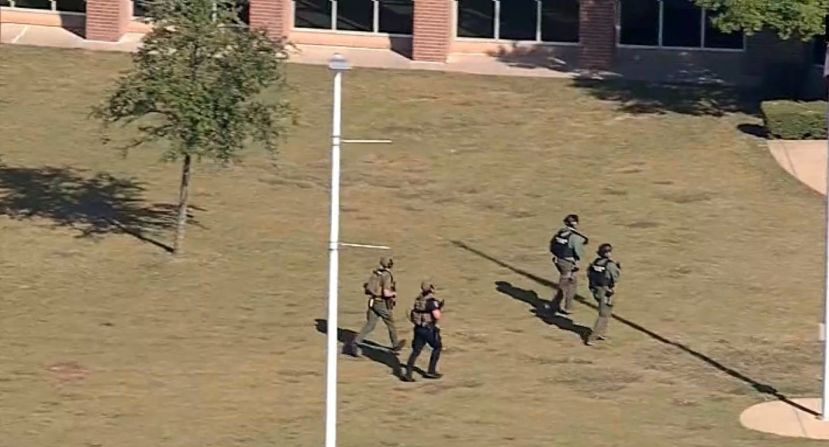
[579,0,616,70]
[250,0,291,39]
[86,0,131,42]
[412,0,452,62]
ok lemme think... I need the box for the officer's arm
[381,273,396,298]
[571,236,585,261]
[430,300,442,321]
[608,262,621,285]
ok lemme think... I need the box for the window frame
[616,0,746,52]
[1,0,86,15]
[292,0,414,37]
[453,0,580,46]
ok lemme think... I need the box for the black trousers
[406,326,442,374]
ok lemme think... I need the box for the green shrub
[761,100,827,140]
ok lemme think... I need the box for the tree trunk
[173,154,192,255]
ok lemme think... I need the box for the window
[5,0,87,11]
[541,0,579,43]
[294,0,414,35]
[456,0,579,43]
[815,38,827,66]
[619,0,744,50]
[457,0,495,38]
[132,0,146,17]
[661,0,699,47]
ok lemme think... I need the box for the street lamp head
[328,53,351,72]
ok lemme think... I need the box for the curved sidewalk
[768,140,827,195]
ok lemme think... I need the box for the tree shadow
[450,240,819,417]
[737,123,768,138]
[0,163,204,253]
[495,280,590,343]
[314,319,404,380]
[571,78,759,117]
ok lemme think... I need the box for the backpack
[363,269,384,296]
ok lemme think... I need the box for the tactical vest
[588,257,614,288]
[410,295,434,327]
[550,228,575,259]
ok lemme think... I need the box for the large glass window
[295,0,332,29]
[378,0,413,34]
[704,10,742,48]
[541,0,579,43]
[815,38,827,66]
[619,0,658,45]
[456,0,579,43]
[499,0,537,40]
[457,0,495,38]
[619,0,744,50]
[661,0,700,47]
[8,0,55,9]
[294,0,413,35]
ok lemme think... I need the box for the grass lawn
[0,44,826,447]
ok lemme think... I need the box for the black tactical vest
[550,228,575,259]
[588,257,613,288]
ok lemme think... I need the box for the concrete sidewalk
[0,23,610,79]
[768,140,827,195]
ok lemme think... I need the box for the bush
[761,100,827,140]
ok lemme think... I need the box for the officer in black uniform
[402,281,444,382]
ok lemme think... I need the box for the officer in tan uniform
[402,281,444,382]
[549,214,588,314]
[346,257,405,357]
[585,243,621,346]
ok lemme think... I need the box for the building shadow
[0,163,204,253]
[58,11,86,39]
[314,319,404,380]
[495,280,590,343]
[389,36,413,59]
[485,43,576,73]
[450,240,819,417]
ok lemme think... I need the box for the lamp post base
[741,398,829,439]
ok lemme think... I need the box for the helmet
[420,280,435,293]
[563,214,579,226]
[597,243,613,257]
[380,257,393,269]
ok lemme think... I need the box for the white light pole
[325,52,349,447]
[324,53,392,446]
[821,41,829,421]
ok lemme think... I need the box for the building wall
[0,0,823,87]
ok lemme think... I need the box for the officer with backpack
[402,281,445,382]
[346,257,405,356]
[585,243,621,346]
[549,214,588,314]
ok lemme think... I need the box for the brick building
[1,0,825,89]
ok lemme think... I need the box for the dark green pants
[588,286,613,341]
[555,258,577,312]
[354,298,399,347]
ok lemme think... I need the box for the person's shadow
[495,281,591,343]
[314,319,407,380]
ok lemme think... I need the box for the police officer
[402,281,444,382]
[347,257,405,356]
[549,214,588,314]
[585,243,621,346]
